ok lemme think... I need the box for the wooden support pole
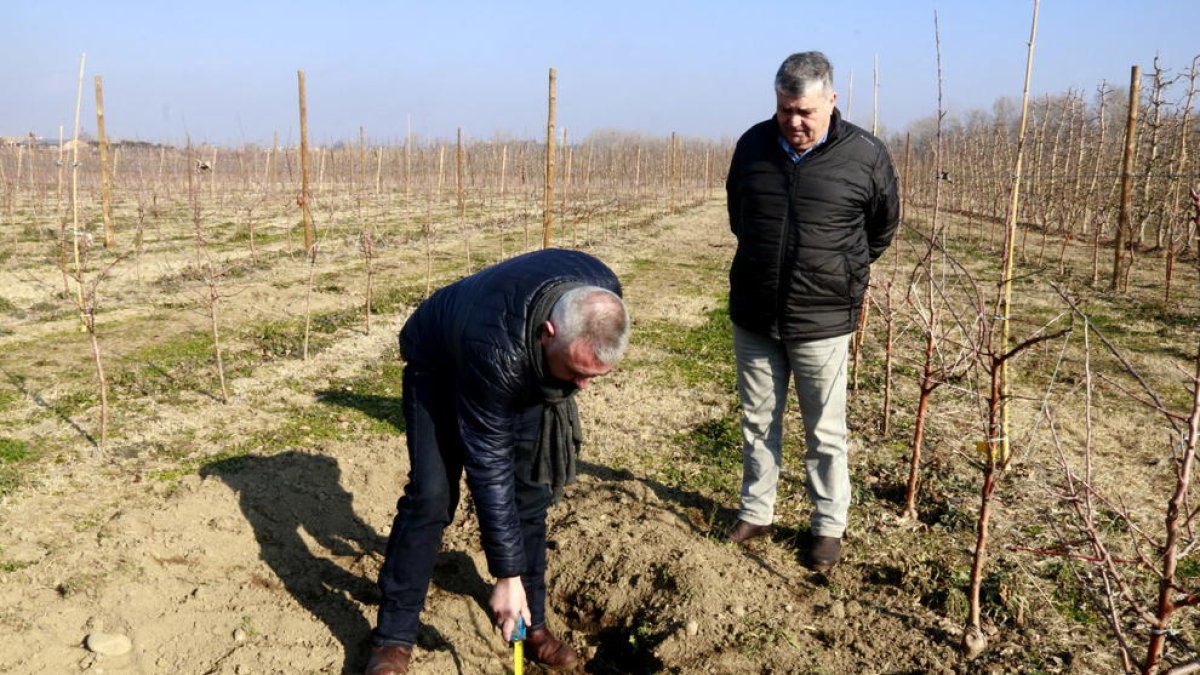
[543,67,557,248]
[298,69,315,255]
[499,144,508,199]
[668,131,677,212]
[901,132,912,222]
[70,54,87,313]
[359,125,366,193]
[456,127,465,217]
[872,54,880,137]
[375,146,383,195]
[94,75,114,248]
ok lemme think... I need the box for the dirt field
[1,178,1198,674]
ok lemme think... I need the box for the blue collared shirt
[778,130,828,163]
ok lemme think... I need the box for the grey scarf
[525,280,585,501]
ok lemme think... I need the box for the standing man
[367,249,630,674]
[723,51,899,571]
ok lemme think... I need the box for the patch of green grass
[317,360,406,435]
[372,284,424,313]
[681,415,741,468]
[628,258,657,272]
[153,447,246,483]
[242,315,339,362]
[1095,507,1131,534]
[111,322,329,403]
[245,320,305,361]
[227,228,284,245]
[619,257,661,285]
[0,438,31,464]
[242,406,348,452]
[222,257,264,280]
[0,438,35,498]
[243,289,414,366]
[51,389,97,418]
[907,557,971,619]
[1046,561,1100,625]
[137,332,213,363]
[110,333,216,400]
[639,305,735,391]
[0,297,18,314]
[0,389,19,414]
[74,515,102,532]
[930,497,974,532]
[156,397,366,482]
[1177,555,1200,579]
[310,306,361,335]
[151,263,204,292]
[849,472,878,506]
[1082,311,1130,339]
[27,298,73,321]
[239,615,261,638]
[0,560,33,573]
[980,564,1029,627]
[150,352,403,484]
[664,411,742,494]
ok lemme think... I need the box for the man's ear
[541,320,557,338]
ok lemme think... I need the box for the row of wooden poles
[902,55,1197,298]
[64,66,709,258]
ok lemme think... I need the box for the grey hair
[548,286,630,365]
[775,51,834,98]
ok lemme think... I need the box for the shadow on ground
[202,451,386,673]
[315,390,406,433]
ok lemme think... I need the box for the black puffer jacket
[726,109,899,340]
[399,249,621,578]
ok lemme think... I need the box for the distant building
[60,139,95,152]
[0,133,43,146]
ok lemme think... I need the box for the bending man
[367,248,630,674]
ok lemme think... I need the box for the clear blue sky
[2,0,1196,146]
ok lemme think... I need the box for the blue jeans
[374,365,550,647]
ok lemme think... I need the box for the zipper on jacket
[775,164,794,337]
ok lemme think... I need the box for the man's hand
[489,576,531,642]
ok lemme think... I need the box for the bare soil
[1,192,1197,674]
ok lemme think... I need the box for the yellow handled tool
[512,616,527,675]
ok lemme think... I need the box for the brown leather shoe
[724,519,774,546]
[810,535,842,572]
[365,645,412,675]
[525,626,579,671]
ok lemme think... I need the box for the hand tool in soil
[512,615,527,675]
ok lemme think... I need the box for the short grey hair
[775,51,834,98]
[548,286,630,364]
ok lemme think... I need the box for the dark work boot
[809,535,842,572]
[525,626,579,671]
[723,519,774,546]
[365,645,412,675]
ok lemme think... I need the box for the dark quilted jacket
[399,249,621,578]
[726,109,899,340]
